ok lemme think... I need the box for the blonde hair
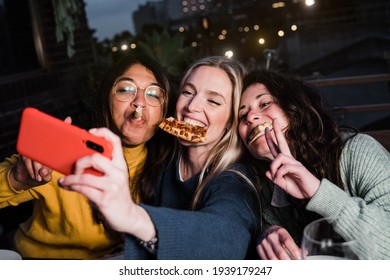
[176,56,247,209]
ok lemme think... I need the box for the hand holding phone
[16,108,113,176]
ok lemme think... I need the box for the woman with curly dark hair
[238,70,390,260]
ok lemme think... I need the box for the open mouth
[248,122,273,144]
[183,117,206,127]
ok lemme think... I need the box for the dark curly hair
[242,70,357,189]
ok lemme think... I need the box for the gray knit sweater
[261,133,390,259]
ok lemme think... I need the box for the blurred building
[133,0,390,129]
[133,1,167,34]
[133,0,389,71]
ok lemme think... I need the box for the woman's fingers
[59,168,123,207]
[256,243,267,260]
[60,184,102,206]
[38,166,52,182]
[265,118,292,160]
[267,152,291,178]
[257,227,298,260]
[267,156,320,199]
[21,156,36,180]
[19,151,53,181]
[72,152,113,176]
[272,118,292,156]
[68,127,127,177]
[283,238,302,260]
[267,231,296,260]
[21,155,43,181]
[89,128,126,168]
[265,128,279,158]
[257,239,278,260]
[64,116,72,124]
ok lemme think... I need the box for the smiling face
[238,83,289,161]
[175,65,233,148]
[111,64,165,146]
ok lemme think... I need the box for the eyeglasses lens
[114,81,165,106]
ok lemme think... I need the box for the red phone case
[16,107,113,175]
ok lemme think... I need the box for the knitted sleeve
[306,134,390,259]
[0,154,36,207]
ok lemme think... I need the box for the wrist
[7,168,25,193]
[128,205,156,241]
[306,177,321,198]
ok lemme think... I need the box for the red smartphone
[16,107,113,175]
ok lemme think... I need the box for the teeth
[184,117,205,127]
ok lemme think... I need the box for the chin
[177,138,197,146]
[123,133,147,146]
[249,146,272,161]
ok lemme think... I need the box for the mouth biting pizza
[248,122,273,144]
[159,117,207,143]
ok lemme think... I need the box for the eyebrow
[184,82,227,102]
[116,77,134,83]
[208,90,226,103]
[115,77,161,87]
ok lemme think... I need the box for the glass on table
[0,249,22,260]
[301,218,376,260]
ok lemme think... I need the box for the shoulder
[343,132,385,148]
[222,162,256,184]
[341,133,389,161]
[339,133,390,194]
[225,162,253,176]
[206,162,258,196]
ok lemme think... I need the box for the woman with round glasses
[0,54,173,259]
[59,56,262,259]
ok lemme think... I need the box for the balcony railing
[307,73,390,113]
[307,73,390,150]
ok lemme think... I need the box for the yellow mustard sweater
[0,145,146,259]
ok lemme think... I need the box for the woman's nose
[186,95,202,112]
[131,89,147,107]
[246,110,260,124]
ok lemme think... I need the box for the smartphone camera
[86,140,104,153]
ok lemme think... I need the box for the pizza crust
[159,117,207,143]
[248,122,273,144]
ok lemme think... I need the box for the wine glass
[301,218,361,260]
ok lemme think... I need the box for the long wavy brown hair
[242,70,357,189]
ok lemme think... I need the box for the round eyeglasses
[113,80,166,107]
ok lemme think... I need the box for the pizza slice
[159,117,207,143]
[248,122,273,144]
